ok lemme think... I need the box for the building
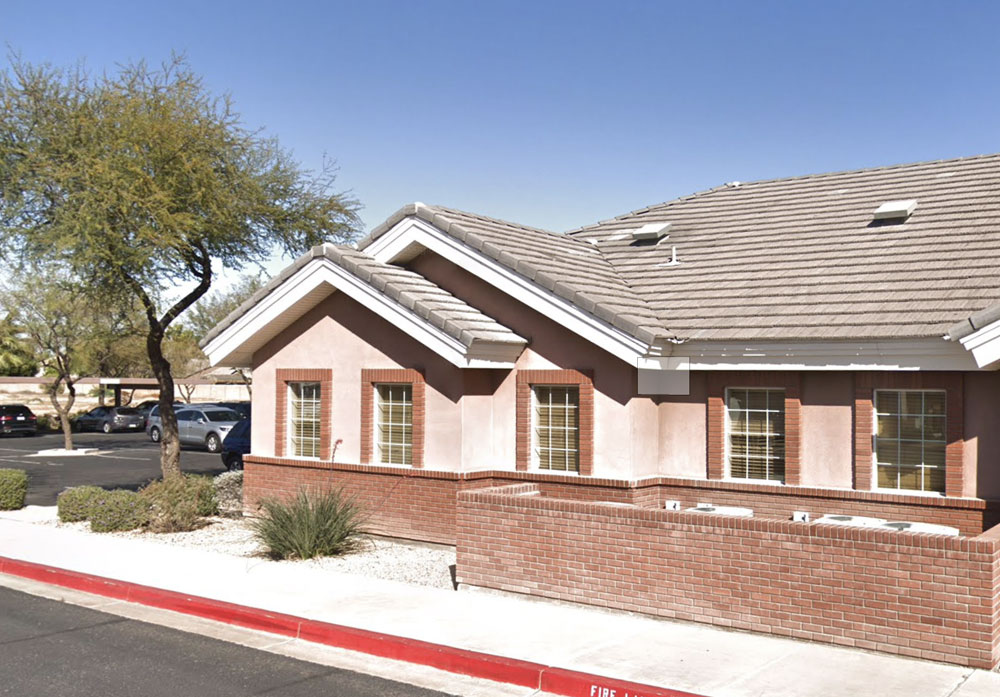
[201,153,1000,668]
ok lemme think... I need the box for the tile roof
[567,153,1000,341]
[200,244,525,350]
[362,203,673,345]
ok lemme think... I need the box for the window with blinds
[533,385,579,472]
[377,383,413,465]
[726,388,785,482]
[289,382,321,458]
[874,390,946,493]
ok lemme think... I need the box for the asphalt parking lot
[0,431,225,505]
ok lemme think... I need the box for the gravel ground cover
[38,514,457,590]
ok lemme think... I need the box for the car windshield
[115,408,138,415]
[206,410,240,422]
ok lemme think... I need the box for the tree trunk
[147,332,181,479]
[48,377,76,451]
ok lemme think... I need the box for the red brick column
[359,369,426,468]
[707,372,802,484]
[274,369,333,459]
[515,369,594,475]
[854,372,965,496]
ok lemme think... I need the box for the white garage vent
[686,504,754,517]
[882,521,959,536]
[816,514,886,528]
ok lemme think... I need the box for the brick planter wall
[456,484,1000,669]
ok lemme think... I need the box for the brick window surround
[275,369,333,459]
[360,369,426,468]
[516,369,594,476]
[854,373,964,497]
[707,372,802,485]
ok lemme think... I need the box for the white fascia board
[202,259,516,370]
[364,218,652,366]
[676,338,983,371]
[958,319,1000,369]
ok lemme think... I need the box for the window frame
[871,388,947,495]
[360,369,425,468]
[515,369,594,476]
[375,382,414,466]
[274,369,332,460]
[287,381,322,459]
[724,386,787,484]
[531,384,581,473]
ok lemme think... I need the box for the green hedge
[0,469,27,510]
[88,490,150,532]
[140,474,218,533]
[57,485,106,522]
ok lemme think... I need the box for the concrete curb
[0,555,701,697]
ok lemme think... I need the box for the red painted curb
[0,556,706,697]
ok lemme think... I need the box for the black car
[0,404,37,436]
[220,417,251,470]
[75,406,146,433]
[207,401,251,419]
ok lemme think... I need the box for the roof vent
[873,199,917,221]
[631,222,670,241]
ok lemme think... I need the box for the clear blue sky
[5,0,999,237]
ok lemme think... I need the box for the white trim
[957,318,1000,368]
[677,338,982,371]
[202,258,520,369]
[364,218,653,366]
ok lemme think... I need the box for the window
[376,384,413,465]
[874,390,946,493]
[289,381,321,458]
[532,385,580,472]
[726,388,785,482]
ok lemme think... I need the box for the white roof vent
[873,199,917,221]
[816,514,886,528]
[686,504,753,518]
[882,521,959,537]
[631,222,670,241]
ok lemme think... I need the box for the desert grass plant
[213,470,243,517]
[140,474,218,533]
[88,489,150,532]
[251,488,366,561]
[0,468,27,510]
[57,485,105,522]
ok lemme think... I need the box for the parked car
[176,406,243,453]
[144,402,183,443]
[0,404,37,437]
[206,401,251,419]
[132,399,160,428]
[75,406,146,433]
[220,417,251,470]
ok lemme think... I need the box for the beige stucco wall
[799,373,855,488]
[248,250,1000,498]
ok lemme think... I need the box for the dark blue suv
[220,417,251,470]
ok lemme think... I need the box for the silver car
[176,406,243,453]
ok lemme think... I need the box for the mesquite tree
[0,57,360,477]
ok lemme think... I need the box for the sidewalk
[1,507,997,697]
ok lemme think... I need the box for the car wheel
[222,452,242,471]
[101,421,112,434]
[149,427,161,443]
[205,433,222,453]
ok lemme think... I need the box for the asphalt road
[0,585,453,697]
[0,431,226,505]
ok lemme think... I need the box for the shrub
[57,485,105,522]
[36,414,56,432]
[251,488,366,560]
[214,471,243,517]
[0,469,28,510]
[140,474,218,533]
[88,490,150,532]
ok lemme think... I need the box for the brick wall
[244,458,991,543]
[456,484,1000,669]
